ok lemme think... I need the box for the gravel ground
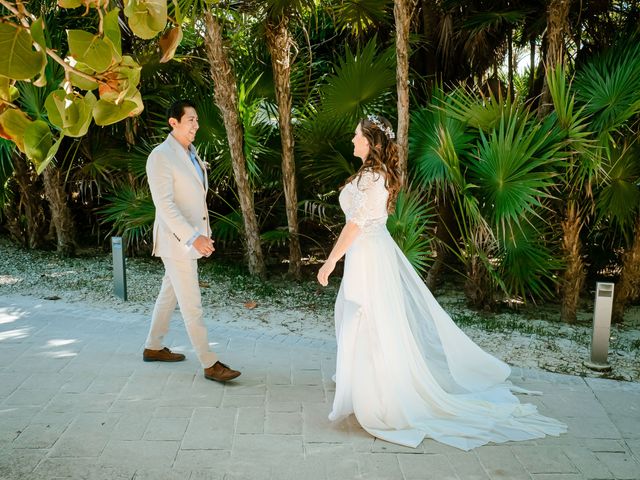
[1,237,638,382]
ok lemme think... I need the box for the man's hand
[317,258,336,287]
[193,235,215,257]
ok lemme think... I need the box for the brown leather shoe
[143,347,186,362]
[204,361,241,382]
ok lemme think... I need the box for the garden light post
[584,282,614,371]
[111,236,127,301]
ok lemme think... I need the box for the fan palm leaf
[319,38,396,126]
[387,186,434,273]
[470,113,563,235]
[100,184,155,250]
[574,39,640,137]
[409,87,475,189]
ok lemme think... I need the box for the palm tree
[539,0,571,117]
[577,39,640,322]
[395,0,411,183]
[261,0,315,279]
[202,9,267,277]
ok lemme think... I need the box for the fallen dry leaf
[244,301,257,310]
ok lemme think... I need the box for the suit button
[202,217,206,220]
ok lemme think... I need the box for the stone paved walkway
[0,294,639,480]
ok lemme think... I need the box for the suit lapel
[166,134,206,191]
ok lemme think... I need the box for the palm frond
[387,186,434,273]
[470,113,563,236]
[319,38,396,126]
[574,39,640,136]
[498,219,561,300]
[331,0,393,37]
[410,88,475,189]
[99,184,155,251]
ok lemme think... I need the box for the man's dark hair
[167,99,196,123]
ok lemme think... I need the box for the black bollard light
[111,236,127,301]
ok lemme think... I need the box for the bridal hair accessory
[367,114,396,140]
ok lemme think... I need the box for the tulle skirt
[330,226,567,450]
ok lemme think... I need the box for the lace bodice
[339,170,389,232]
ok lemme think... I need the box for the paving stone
[476,446,531,480]
[265,412,302,435]
[302,402,351,443]
[99,439,180,468]
[12,422,68,449]
[133,468,195,480]
[236,407,265,434]
[398,453,459,479]
[0,447,46,478]
[562,446,614,479]
[511,446,578,474]
[112,413,152,440]
[172,449,230,470]
[448,451,491,480]
[231,434,303,464]
[357,453,404,480]
[594,452,640,479]
[143,417,189,441]
[181,407,236,450]
[221,394,265,408]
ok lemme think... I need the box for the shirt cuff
[186,231,201,247]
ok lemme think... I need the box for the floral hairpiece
[367,114,396,140]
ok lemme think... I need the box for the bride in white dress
[317,115,567,451]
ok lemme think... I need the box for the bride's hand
[317,259,336,287]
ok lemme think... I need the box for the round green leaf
[58,0,83,7]
[24,120,53,166]
[0,108,32,152]
[45,90,97,137]
[36,134,64,175]
[67,30,114,73]
[0,23,46,80]
[104,8,122,56]
[0,76,19,102]
[31,18,47,50]
[124,0,167,40]
[68,62,99,90]
[93,89,143,126]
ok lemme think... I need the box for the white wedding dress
[330,170,567,450]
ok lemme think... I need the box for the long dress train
[330,170,567,451]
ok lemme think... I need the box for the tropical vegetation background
[1,0,639,324]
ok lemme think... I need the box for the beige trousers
[145,257,218,368]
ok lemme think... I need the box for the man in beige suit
[143,99,240,382]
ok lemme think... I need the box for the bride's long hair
[344,115,401,213]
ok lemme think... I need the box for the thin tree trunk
[539,0,571,117]
[560,201,584,323]
[203,11,266,278]
[426,190,457,290]
[612,215,640,323]
[8,153,47,249]
[528,39,536,97]
[507,28,514,96]
[265,16,302,280]
[395,0,411,185]
[42,166,76,257]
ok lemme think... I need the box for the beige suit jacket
[146,133,211,259]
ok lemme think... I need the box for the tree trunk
[528,38,536,97]
[560,201,584,323]
[612,215,640,323]
[42,165,76,257]
[395,0,411,185]
[265,16,302,280]
[426,190,457,290]
[203,11,266,278]
[7,153,47,249]
[539,0,571,117]
[507,28,514,96]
